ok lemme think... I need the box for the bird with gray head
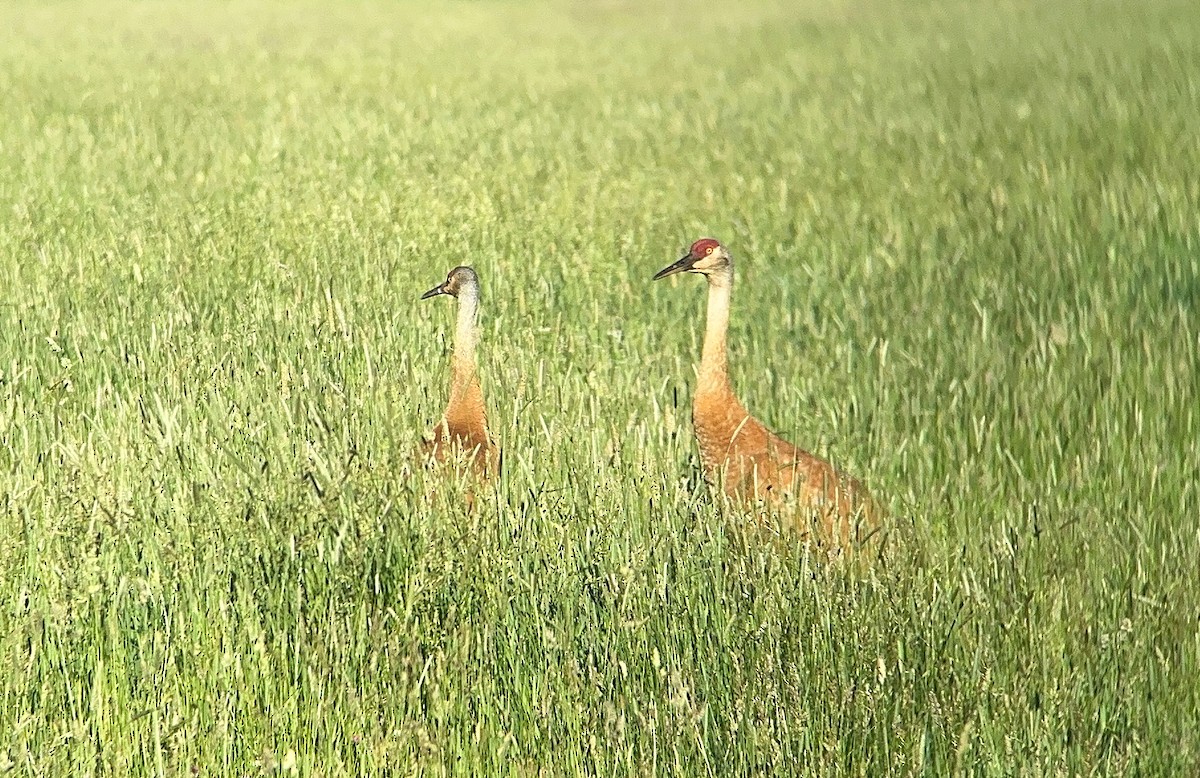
[420,266,497,477]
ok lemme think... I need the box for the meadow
[1,0,1198,773]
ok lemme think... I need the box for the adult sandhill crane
[420,266,498,476]
[653,238,879,550]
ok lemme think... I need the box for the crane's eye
[705,246,713,255]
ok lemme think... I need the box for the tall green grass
[1,0,1197,773]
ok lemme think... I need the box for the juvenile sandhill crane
[420,266,498,476]
[654,238,879,550]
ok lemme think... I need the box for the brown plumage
[654,238,880,550]
[420,266,497,476]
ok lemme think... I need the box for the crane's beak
[420,282,448,300]
[652,253,696,280]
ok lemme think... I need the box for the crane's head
[652,238,732,281]
[421,266,479,299]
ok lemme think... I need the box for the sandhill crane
[653,238,879,549]
[420,266,498,476]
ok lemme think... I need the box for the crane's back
[692,383,879,549]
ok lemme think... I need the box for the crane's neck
[698,267,734,393]
[449,283,481,401]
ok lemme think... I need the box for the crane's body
[655,239,878,548]
[421,267,497,476]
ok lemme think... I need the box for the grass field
[2,0,1199,773]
